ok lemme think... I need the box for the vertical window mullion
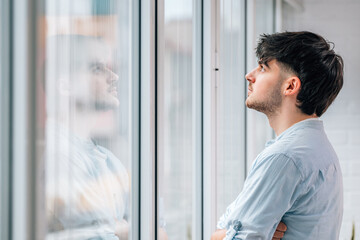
[12,0,39,239]
[131,0,140,239]
[192,0,203,239]
[202,0,218,238]
[140,0,156,239]
[0,0,12,238]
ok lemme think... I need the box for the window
[214,0,276,227]
[246,0,275,173]
[4,1,279,239]
[216,0,247,222]
[40,0,137,238]
[157,0,202,238]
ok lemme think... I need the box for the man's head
[46,35,119,114]
[245,31,344,117]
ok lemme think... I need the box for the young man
[211,31,344,239]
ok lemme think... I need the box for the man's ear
[283,76,301,96]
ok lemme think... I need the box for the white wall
[282,0,360,239]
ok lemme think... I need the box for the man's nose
[245,69,255,83]
[107,69,119,83]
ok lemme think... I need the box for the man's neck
[52,110,103,140]
[267,108,317,136]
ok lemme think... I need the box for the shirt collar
[265,118,323,147]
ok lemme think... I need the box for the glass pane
[216,0,246,220]
[255,0,274,36]
[40,0,135,239]
[158,0,195,239]
[246,0,275,173]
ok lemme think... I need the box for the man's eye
[92,64,104,74]
[260,65,265,72]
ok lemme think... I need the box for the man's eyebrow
[89,61,107,68]
[258,60,270,68]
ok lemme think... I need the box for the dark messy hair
[256,31,344,117]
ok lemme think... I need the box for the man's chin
[94,100,119,111]
[245,99,253,109]
[246,100,264,113]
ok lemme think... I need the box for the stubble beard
[75,96,119,112]
[246,83,283,117]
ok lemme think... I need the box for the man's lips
[108,86,118,96]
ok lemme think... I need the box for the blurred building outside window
[158,0,196,239]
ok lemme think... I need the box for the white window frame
[140,0,156,239]
[202,0,218,237]
[11,0,41,239]
[131,0,140,239]
[192,0,203,239]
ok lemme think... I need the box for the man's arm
[211,222,287,240]
[212,154,302,239]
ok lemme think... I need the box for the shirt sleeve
[219,153,305,239]
[217,198,237,229]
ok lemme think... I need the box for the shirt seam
[267,152,305,181]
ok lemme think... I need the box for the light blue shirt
[45,119,129,240]
[217,118,343,239]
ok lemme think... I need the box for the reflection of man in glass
[45,35,129,240]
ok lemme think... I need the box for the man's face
[90,61,120,109]
[245,59,284,116]
[70,40,120,110]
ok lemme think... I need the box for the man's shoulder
[254,150,304,178]
[264,128,340,178]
